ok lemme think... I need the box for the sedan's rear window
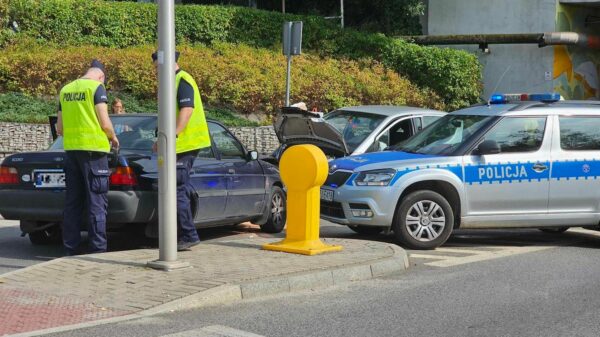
[50,116,157,151]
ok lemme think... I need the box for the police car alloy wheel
[393,190,454,250]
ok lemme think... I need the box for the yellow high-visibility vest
[175,70,211,154]
[60,79,110,153]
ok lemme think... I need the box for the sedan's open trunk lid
[274,107,349,157]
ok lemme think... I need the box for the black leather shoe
[177,240,200,251]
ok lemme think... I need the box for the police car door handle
[228,169,236,174]
[532,163,548,172]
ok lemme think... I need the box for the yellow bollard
[263,144,343,255]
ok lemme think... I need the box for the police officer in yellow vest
[152,51,211,251]
[57,60,119,255]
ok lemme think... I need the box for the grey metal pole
[148,0,188,271]
[340,0,344,28]
[282,0,285,14]
[285,55,292,107]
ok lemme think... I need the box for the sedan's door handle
[228,169,236,174]
[532,163,548,172]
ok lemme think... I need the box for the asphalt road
[43,227,600,337]
[5,218,600,336]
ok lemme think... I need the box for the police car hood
[274,107,349,157]
[330,151,438,171]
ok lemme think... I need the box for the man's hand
[152,141,158,153]
[111,135,120,150]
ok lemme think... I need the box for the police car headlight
[354,169,396,186]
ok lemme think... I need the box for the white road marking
[159,325,265,337]
[433,247,492,255]
[409,254,459,260]
[425,246,555,268]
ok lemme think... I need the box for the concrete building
[422,0,600,100]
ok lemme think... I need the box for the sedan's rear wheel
[29,225,62,245]
[260,186,286,233]
[393,190,454,250]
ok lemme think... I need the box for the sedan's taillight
[0,166,19,185]
[110,166,138,186]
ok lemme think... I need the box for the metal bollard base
[147,259,191,271]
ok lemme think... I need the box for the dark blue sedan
[0,114,286,245]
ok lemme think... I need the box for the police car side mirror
[475,140,501,155]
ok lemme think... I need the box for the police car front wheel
[393,190,454,250]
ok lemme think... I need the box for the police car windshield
[393,114,492,155]
[49,115,157,152]
[324,111,386,152]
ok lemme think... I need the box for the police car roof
[336,105,444,117]
[451,100,600,117]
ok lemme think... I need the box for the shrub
[382,40,483,110]
[7,0,482,108]
[0,43,445,120]
[0,92,56,123]
[0,92,259,126]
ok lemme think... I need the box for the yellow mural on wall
[553,5,600,100]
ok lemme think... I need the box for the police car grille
[321,201,345,218]
[324,171,352,188]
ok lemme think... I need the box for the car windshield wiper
[397,148,418,154]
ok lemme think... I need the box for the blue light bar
[490,93,506,104]
[529,93,562,102]
[489,93,562,104]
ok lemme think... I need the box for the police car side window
[481,117,546,153]
[209,124,246,160]
[560,117,600,151]
[423,116,440,127]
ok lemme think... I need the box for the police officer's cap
[151,51,180,62]
[90,59,107,84]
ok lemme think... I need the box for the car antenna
[487,65,512,106]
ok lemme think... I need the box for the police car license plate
[320,188,334,202]
[33,170,66,188]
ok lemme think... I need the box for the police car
[321,94,600,249]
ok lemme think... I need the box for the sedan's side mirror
[248,150,258,161]
[475,140,501,155]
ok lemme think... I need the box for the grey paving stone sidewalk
[0,237,408,336]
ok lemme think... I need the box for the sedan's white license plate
[320,188,334,202]
[33,170,66,188]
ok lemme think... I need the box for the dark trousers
[176,151,200,243]
[63,151,109,255]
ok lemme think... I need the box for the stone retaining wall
[0,122,280,160]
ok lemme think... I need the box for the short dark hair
[151,51,180,62]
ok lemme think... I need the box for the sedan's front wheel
[393,190,454,250]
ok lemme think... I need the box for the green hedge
[7,0,335,49]
[0,92,259,125]
[0,43,444,119]
[7,0,482,109]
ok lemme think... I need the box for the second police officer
[152,51,211,251]
[57,60,119,256]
